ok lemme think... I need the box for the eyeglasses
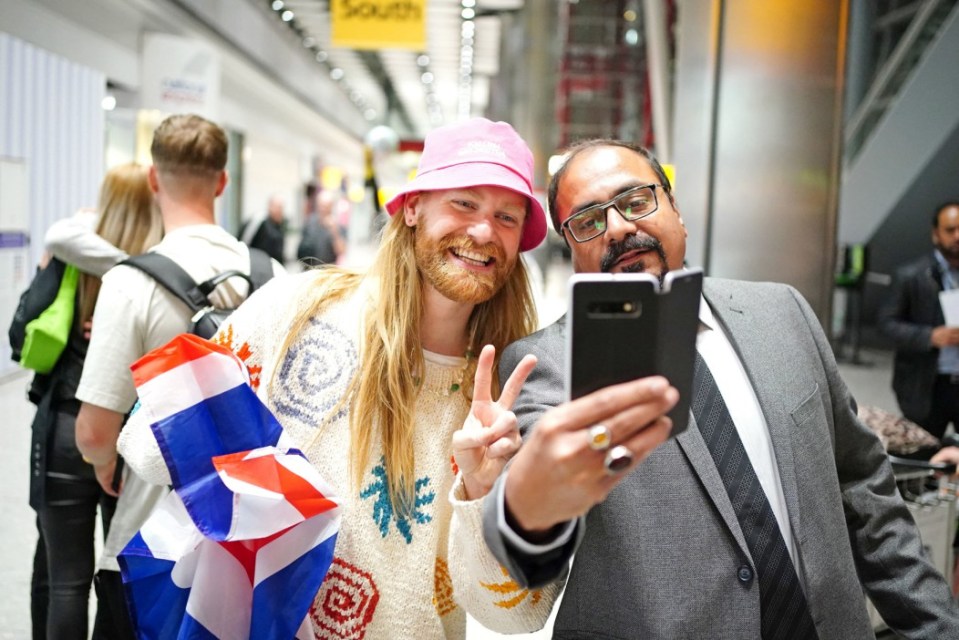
[561,184,663,243]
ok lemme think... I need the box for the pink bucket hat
[384,118,547,251]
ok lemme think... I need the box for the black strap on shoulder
[120,253,208,312]
[247,247,273,292]
[121,250,272,312]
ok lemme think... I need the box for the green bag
[19,264,79,373]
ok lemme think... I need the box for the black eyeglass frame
[560,183,664,243]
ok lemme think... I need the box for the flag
[118,334,341,639]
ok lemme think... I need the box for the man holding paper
[483,140,958,638]
[879,202,959,440]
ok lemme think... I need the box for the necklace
[417,320,476,397]
[449,318,477,394]
[448,345,474,394]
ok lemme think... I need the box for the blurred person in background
[240,194,287,264]
[879,202,959,441]
[336,178,353,240]
[297,188,345,267]
[29,163,162,640]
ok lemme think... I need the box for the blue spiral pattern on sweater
[271,317,357,427]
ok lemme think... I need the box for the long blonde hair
[78,163,163,323]
[271,210,538,509]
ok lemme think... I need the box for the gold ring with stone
[587,424,612,451]
[604,445,634,476]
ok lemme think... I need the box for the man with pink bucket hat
[120,117,563,637]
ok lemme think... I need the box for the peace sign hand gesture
[452,344,537,500]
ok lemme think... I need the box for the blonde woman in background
[28,163,162,640]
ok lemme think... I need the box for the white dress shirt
[697,297,801,574]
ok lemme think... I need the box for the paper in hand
[939,289,959,326]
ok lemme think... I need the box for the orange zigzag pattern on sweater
[213,324,263,392]
[480,566,543,609]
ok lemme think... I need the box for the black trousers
[917,375,959,440]
[31,411,115,640]
[91,569,136,640]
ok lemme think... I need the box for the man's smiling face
[406,186,526,304]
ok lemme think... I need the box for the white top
[119,272,558,638]
[77,224,276,413]
[44,208,127,276]
[78,223,283,571]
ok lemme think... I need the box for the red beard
[414,232,515,304]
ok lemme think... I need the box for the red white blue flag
[118,334,341,639]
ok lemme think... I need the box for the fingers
[498,354,537,409]
[597,387,678,448]
[471,345,497,404]
[486,431,521,460]
[596,416,672,492]
[541,376,678,439]
[96,468,119,497]
[454,411,518,450]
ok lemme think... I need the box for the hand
[82,320,92,341]
[92,457,121,497]
[503,376,678,535]
[931,446,959,480]
[453,345,537,500]
[931,326,959,348]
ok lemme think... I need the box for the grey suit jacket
[485,278,958,639]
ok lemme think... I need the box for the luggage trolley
[866,456,957,632]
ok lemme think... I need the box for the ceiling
[21,0,526,141]
[267,0,525,139]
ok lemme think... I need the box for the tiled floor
[0,252,904,639]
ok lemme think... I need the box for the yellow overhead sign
[331,0,426,51]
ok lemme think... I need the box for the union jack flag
[118,334,341,639]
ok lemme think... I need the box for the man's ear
[147,166,160,194]
[214,170,228,197]
[670,195,688,239]
[404,193,421,227]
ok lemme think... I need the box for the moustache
[600,234,665,273]
[442,236,506,263]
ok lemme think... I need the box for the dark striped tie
[692,352,818,640]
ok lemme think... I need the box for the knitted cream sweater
[119,271,559,639]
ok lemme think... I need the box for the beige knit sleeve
[117,404,171,486]
[446,475,562,633]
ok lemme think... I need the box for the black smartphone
[565,269,703,437]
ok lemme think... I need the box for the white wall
[0,32,104,267]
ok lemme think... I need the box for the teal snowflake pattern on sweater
[360,457,436,544]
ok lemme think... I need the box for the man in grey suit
[483,139,959,638]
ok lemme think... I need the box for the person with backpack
[20,163,162,640]
[74,114,284,638]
